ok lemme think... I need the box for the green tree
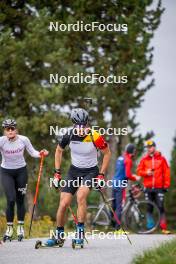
[78,0,163,181]
[0,0,164,216]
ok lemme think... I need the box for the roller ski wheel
[3,235,12,242]
[35,240,42,249]
[72,239,84,249]
[3,225,13,242]
[17,224,24,242]
[35,238,64,249]
[18,235,24,242]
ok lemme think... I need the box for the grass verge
[133,238,176,264]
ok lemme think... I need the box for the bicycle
[86,184,160,234]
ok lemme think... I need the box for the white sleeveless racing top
[58,129,108,168]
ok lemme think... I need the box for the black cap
[125,143,136,154]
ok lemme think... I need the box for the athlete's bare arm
[99,145,111,174]
[55,145,64,169]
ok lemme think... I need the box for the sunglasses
[5,127,16,131]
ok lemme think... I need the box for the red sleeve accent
[137,158,148,177]
[162,157,170,188]
[94,135,108,150]
[125,156,136,181]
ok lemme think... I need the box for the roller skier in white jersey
[0,119,48,242]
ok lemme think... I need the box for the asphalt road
[0,235,175,264]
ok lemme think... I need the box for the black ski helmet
[2,119,17,128]
[71,108,89,125]
[125,143,136,154]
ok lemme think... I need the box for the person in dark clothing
[112,143,140,233]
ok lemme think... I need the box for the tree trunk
[106,109,129,197]
[106,134,118,197]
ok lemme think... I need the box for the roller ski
[35,237,64,249]
[72,223,85,249]
[72,238,84,249]
[17,223,24,242]
[35,228,65,249]
[3,224,13,242]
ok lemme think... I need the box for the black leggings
[145,190,165,215]
[1,166,28,223]
[145,189,167,229]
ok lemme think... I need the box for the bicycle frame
[122,189,136,214]
[91,198,115,225]
[90,188,143,225]
[88,185,160,234]
[92,202,109,225]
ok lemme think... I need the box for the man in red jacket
[137,140,170,234]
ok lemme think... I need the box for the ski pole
[68,205,78,225]
[68,205,88,244]
[99,189,132,245]
[29,154,45,237]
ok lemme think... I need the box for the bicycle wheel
[86,205,110,229]
[123,200,160,234]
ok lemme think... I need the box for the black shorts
[61,165,99,195]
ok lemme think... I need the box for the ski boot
[3,224,13,242]
[146,214,155,230]
[17,223,24,241]
[72,223,84,249]
[161,229,171,235]
[114,228,130,235]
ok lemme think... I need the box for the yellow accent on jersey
[83,130,100,142]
